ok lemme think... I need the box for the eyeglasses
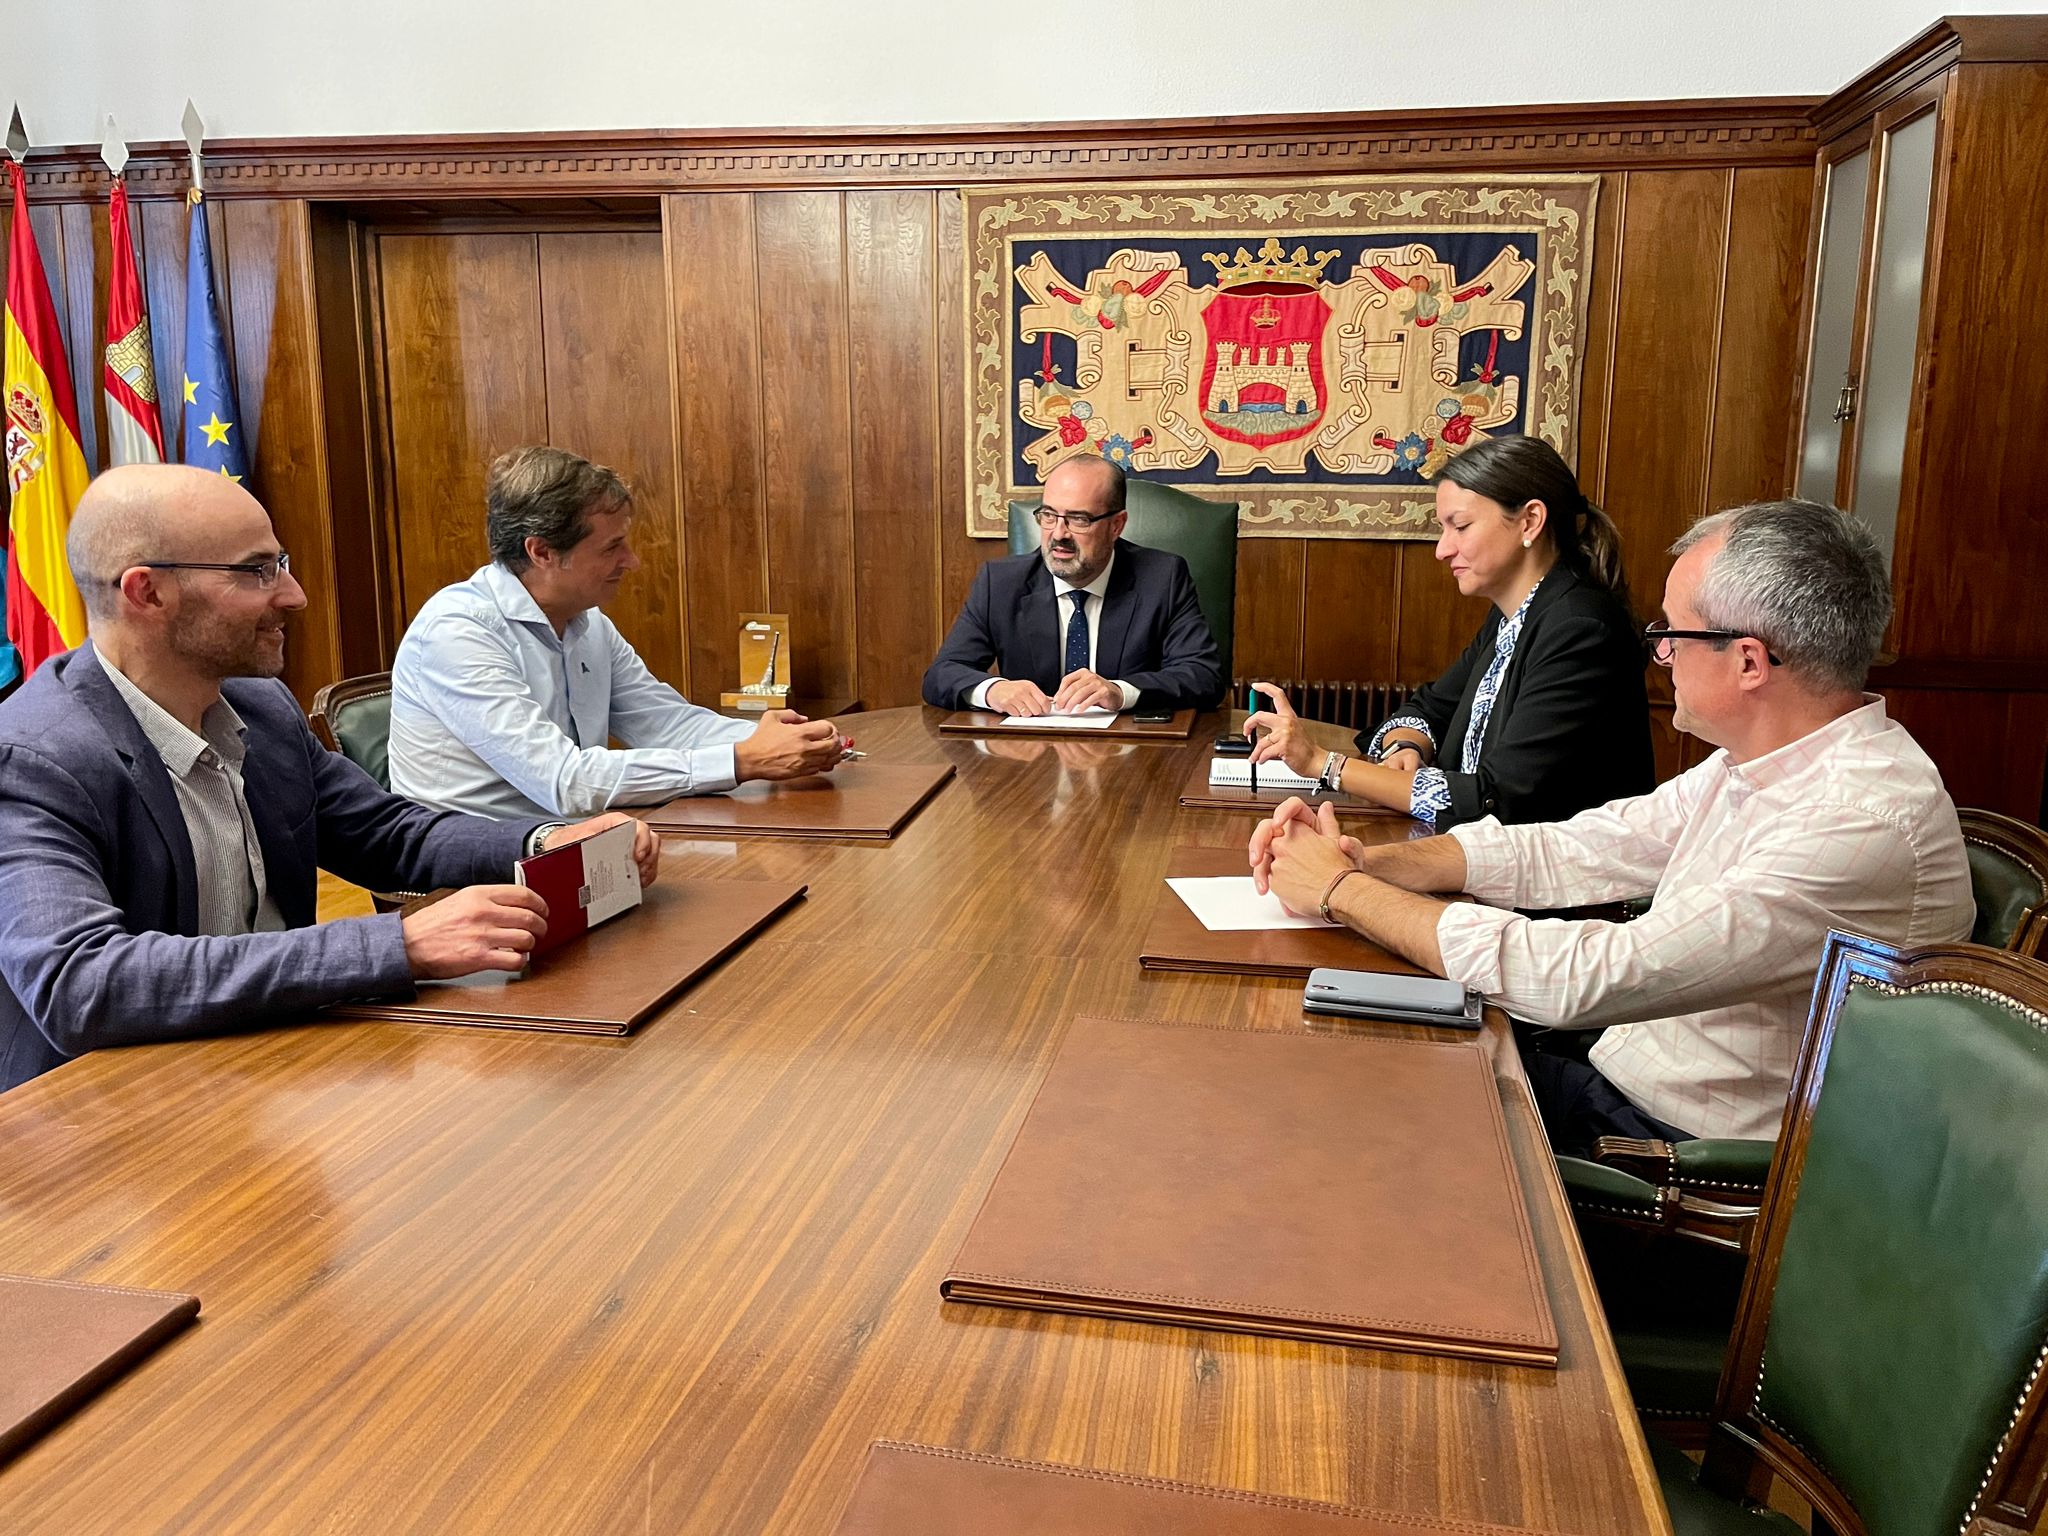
[1029,506,1119,531]
[1644,619,1782,666]
[126,553,293,589]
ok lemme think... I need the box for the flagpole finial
[181,100,205,192]
[6,106,27,165]
[101,115,129,177]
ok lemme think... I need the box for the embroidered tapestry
[963,175,1599,538]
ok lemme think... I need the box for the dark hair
[1436,436,1630,612]
[486,446,632,574]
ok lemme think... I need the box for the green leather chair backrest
[1008,477,1238,676]
[1754,976,2048,1535]
[331,687,394,790]
[1966,838,2045,949]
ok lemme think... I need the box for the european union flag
[180,194,249,483]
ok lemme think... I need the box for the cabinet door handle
[1832,378,1859,424]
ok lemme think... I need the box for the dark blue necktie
[1064,589,1091,675]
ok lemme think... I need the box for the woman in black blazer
[1246,436,1653,828]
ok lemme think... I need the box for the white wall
[11,0,2039,149]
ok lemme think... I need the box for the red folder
[514,821,642,955]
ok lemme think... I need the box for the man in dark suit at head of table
[0,463,658,1092]
[920,456,1224,717]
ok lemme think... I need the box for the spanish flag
[4,160,90,676]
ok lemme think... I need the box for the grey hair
[486,446,632,574]
[1670,499,1891,691]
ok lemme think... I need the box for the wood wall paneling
[1600,168,1735,611]
[1705,167,1812,512]
[847,189,940,710]
[1576,172,1626,507]
[1231,538,1307,683]
[537,229,689,690]
[1883,685,2048,820]
[1300,540,1401,687]
[753,192,857,703]
[1394,543,1488,682]
[222,198,342,701]
[667,193,768,700]
[376,232,548,626]
[1894,64,2048,665]
[307,208,390,676]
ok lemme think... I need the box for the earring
[1521,537,1533,548]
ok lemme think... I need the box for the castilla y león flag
[103,177,165,466]
[4,160,90,677]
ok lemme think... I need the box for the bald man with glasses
[0,464,657,1091]
[921,457,1223,716]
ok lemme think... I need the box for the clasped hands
[401,810,661,981]
[1249,796,1369,919]
[987,669,1124,717]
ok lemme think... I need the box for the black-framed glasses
[126,553,293,589]
[1029,505,1119,530]
[1645,619,1782,666]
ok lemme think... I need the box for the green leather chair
[1651,930,2048,1534]
[1959,807,2048,956]
[310,672,395,789]
[1008,477,1238,677]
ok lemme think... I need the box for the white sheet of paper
[996,709,1119,730]
[1208,758,1322,791]
[1166,875,1336,931]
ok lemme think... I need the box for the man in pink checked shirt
[1251,499,1971,1151]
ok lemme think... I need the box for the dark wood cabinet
[1791,17,2048,818]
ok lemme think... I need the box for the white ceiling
[11,1,2035,148]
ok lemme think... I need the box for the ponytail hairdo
[1435,435,1632,616]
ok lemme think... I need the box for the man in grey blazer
[0,465,656,1093]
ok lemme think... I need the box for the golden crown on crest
[1202,237,1340,289]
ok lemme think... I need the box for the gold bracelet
[1318,868,1363,924]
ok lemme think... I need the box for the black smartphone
[1213,733,1253,755]
[1134,706,1175,724]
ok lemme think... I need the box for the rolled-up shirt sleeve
[1438,801,1918,1029]
[406,609,746,815]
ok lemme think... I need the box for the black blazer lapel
[1094,541,1138,680]
[66,643,202,934]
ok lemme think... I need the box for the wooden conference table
[0,707,1671,1534]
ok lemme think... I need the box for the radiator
[1234,678,1421,735]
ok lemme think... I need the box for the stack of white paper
[996,709,1119,730]
[1165,876,1337,931]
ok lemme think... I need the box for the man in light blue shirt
[390,447,844,819]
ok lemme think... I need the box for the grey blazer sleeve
[0,740,419,1062]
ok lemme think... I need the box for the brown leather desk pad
[330,877,806,1035]
[1140,846,1421,979]
[1177,751,1378,813]
[0,1274,200,1464]
[831,1444,1560,1535]
[639,760,954,840]
[938,707,1197,740]
[941,1015,1557,1366]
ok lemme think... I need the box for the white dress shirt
[969,552,1143,711]
[389,562,752,820]
[100,656,286,936]
[1435,698,1972,1139]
